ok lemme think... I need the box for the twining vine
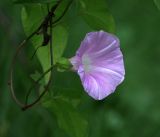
[8,0,73,111]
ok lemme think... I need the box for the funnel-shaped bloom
[70,31,125,100]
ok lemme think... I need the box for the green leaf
[13,0,58,4]
[79,0,115,33]
[49,86,82,107]
[52,26,68,62]
[154,0,160,10]
[30,71,41,81]
[21,5,68,82]
[22,5,44,35]
[43,98,88,137]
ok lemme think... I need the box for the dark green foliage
[13,0,58,4]
[0,0,160,137]
[79,0,115,32]
[154,0,160,10]
[44,98,88,137]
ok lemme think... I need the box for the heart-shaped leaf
[21,4,68,82]
[79,0,115,33]
[44,98,88,137]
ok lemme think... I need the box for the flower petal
[90,46,125,77]
[69,56,81,71]
[78,65,124,100]
[70,30,125,100]
[77,30,119,57]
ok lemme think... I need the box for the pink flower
[70,31,125,100]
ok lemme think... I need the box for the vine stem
[52,0,73,25]
[8,30,40,107]
[8,0,73,110]
[21,65,55,111]
[8,1,61,110]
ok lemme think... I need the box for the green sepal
[56,57,72,72]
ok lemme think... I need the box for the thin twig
[8,30,40,107]
[24,4,54,107]
[52,0,73,25]
[22,65,55,110]
[49,6,54,67]
[8,1,61,110]
[23,3,59,109]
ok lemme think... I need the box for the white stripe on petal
[91,40,117,57]
[92,66,123,79]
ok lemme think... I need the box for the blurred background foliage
[0,0,160,137]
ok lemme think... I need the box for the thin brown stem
[52,0,73,25]
[24,4,54,108]
[8,1,62,110]
[22,65,55,111]
[8,30,39,108]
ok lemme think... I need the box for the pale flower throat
[82,54,92,72]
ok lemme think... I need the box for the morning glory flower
[70,30,125,100]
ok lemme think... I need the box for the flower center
[82,54,92,72]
